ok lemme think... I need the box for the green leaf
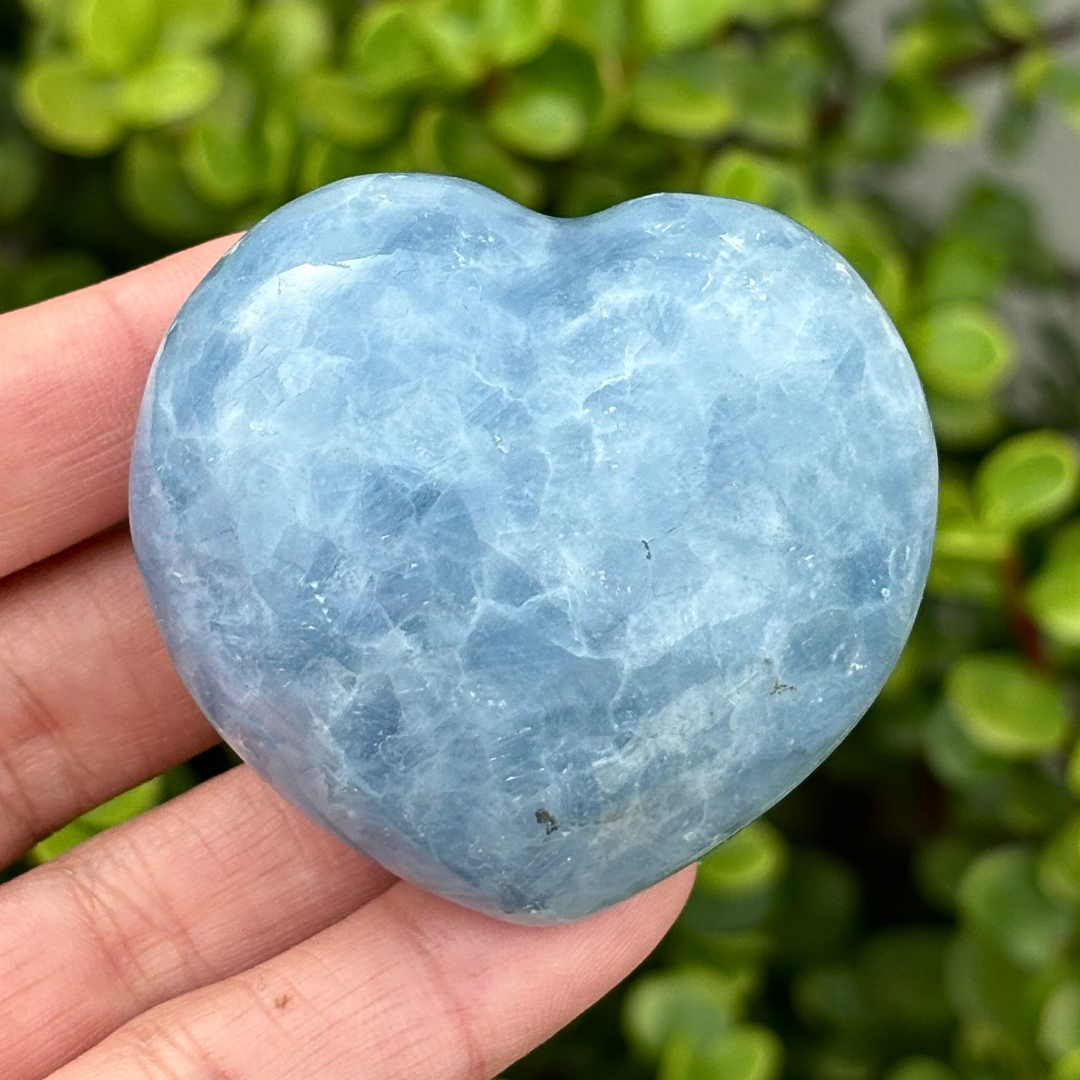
[958,845,1074,971]
[117,53,224,126]
[559,0,627,55]
[991,93,1040,157]
[736,40,817,148]
[82,775,165,829]
[698,820,788,896]
[413,0,489,87]
[929,476,1011,600]
[1041,980,1080,1062]
[1056,1050,1080,1080]
[847,82,919,162]
[412,106,543,208]
[259,104,298,198]
[29,818,96,863]
[486,41,604,159]
[945,932,1040,1036]
[925,392,1007,453]
[121,131,224,238]
[299,71,404,147]
[182,120,263,206]
[978,0,1039,39]
[905,81,976,142]
[946,654,1067,759]
[623,967,740,1060]
[245,0,332,82]
[17,57,122,155]
[630,51,737,139]
[640,0,823,49]
[0,133,40,223]
[1045,65,1080,135]
[922,232,1006,306]
[71,0,159,76]
[7,251,103,309]
[481,0,561,65]
[885,1057,959,1080]
[637,0,739,53]
[158,0,243,49]
[697,1024,783,1080]
[976,430,1080,533]
[923,702,1010,787]
[796,201,908,317]
[1069,741,1080,799]
[701,148,809,214]
[347,3,437,92]
[911,304,1014,401]
[488,86,588,158]
[1037,815,1080,908]
[1027,521,1080,645]
[29,775,165,863]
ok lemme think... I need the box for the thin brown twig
[943,14,1080,82]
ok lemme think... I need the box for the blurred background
[2,0,1080,1078]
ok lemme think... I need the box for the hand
[0,240,695,1080]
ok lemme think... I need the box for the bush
[6,0,1080,1077]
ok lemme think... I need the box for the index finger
[0,236,237,580]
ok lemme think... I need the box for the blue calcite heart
[130,173,937,923]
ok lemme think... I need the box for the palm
[0,239,693,1080]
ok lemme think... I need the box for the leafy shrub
[6,0,1080,1077]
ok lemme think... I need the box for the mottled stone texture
[130,174,937,923]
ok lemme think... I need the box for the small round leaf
[945,653,1066,759]
[697,820,788,896]
[630,53,736,139]
[912,303,1014,400]
[71,0,159,76]
[17,57,123,155]
[976,430,1080,533]
[118,54,224,127]
[958,845,1074,971]
[1027,521,1080,645]
[623,967,739,1060]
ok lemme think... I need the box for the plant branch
[943,15,1080,82]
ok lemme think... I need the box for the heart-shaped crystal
[130,173,936,923]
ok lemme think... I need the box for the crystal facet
[129,173,937,923]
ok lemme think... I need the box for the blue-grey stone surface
[129,173,937,923]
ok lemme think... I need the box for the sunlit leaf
[629,51,737,139]
[976,430,1080,533]
[911,304,1013,401]
[481,0,561,65]
[946,654,1067,759]
[623,967,740,1060]
[245,0,332,82]
[71,0,159,76]
[299,71,405,147]
[17,57,122,155]
[159,0,243,49]
[117,53,224,127]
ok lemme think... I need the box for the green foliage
[3,0,1080,1077]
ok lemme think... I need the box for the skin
[0,238,695,1080]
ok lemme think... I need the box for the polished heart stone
[130,173,937,923]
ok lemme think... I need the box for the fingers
[0,527,218,865]
[0,764,397,1080]
[51,869,696,1080]
[0,236,236,581]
